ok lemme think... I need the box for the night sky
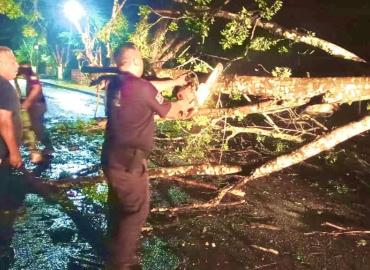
[275,0,370,61]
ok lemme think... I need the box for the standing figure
[102,43,193,270]
[16,62,53,163]
[0,46,25,268]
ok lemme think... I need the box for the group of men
[0,43,194,269]
[0,47,51,168]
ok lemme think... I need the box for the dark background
[0,0,369,75]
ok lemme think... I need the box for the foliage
[81,183,108,205]
[168,21,178,32]
[323,150,340,166]
[128,7,153,60]
[157,116,221,164]
[129,5,176,65]
[52,119,103,136]
[255,133,292,155]
[142,237,180,270]
[97,14,129,53]
[14,39,34,63]
[183,0,216,39]
[327,179,349,195]
[14,37,50,67]
[184,13,214,39]
[253,0,283,20]
[168,186,190,205]
[271,66,292,78]
[249,36,283,51]
[0,0,23,19]
[193,0,213,5]
[220,7,252,50]
[22,25,37,37]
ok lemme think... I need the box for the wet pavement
[3,84,106,270]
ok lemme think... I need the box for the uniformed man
[0,46,24,268]
[16,62,53,163]
[102,43,193,270]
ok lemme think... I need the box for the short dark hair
[17,61,33,76]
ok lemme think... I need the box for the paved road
[14,79,106,120]
[43,84,106,121]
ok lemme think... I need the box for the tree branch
[152,8,366,62]
[214,114,370,203]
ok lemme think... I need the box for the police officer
[102,43,193,270]
[17,62,53,163]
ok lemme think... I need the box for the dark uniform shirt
[102,71,170,168]
[0,76,22,159]
[26,73,45,103]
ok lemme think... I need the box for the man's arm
[150,74,188,93]
[22,83,42,110]
[0,109,22,167]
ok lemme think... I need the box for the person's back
[102,71,171,169]
[102,43,193,270]
[17,62,52,163]
[0,47,22,165]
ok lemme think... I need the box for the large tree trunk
[195,76,370,118]
[216,76,370,101]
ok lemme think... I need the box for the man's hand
[177,99,195,119]
[182,107,194,119]
[176,84,195,103]
[9,151,22,168]
[21,100,31,110]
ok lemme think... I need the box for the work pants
[103,155,149,270]
[28,102,53,153]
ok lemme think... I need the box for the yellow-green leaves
[254,0,283,20]
[22,25,37,37]
[271,67,292,78]
[220,7,252,50]
[0,0,23,19]
[250,36,282,51]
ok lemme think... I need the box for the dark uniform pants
[103,151,149,270]
[28,102,53,152]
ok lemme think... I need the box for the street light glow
[63,0,86,31]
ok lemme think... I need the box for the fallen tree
[150,114,370,212]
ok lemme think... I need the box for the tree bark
[216,76,370,101]
[47,164,242,188]
[196,99,309,118]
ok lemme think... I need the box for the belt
[102,146,149,171]
[123,148,148,172]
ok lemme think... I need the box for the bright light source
[63,0,86,29]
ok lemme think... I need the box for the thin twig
[250,245,279,255]
[304,230,370,236]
